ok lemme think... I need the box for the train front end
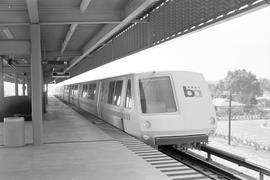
[136,71,217,148]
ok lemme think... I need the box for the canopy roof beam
[26,0,39,23]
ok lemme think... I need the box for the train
[56,71,217,148]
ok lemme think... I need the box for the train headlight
[142,135,150,140]
[143,121,151,129]
[209,117,216,125]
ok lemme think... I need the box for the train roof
[63,70,204,86]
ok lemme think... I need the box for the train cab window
[107,80,123,106]
[88,83,97,100]
[81,84,88,98]
[139,76,177,113]
[125,80,132,108]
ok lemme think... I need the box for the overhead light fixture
[51,72,70,78]
[2,27,14,39]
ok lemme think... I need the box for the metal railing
[158,145,242,180]
[201,145,270,180]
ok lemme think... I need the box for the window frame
[81,84,89,98]
[87,83,97,101]
[73,84,79,97]
[124,79,133,109]
[107,79,124,107]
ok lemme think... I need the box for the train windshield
[139,76,177,114]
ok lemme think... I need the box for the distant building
[212,98,244,112]
[257,91,270,108]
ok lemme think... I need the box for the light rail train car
[58,71,217,148]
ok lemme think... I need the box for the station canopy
[0,0,269,84]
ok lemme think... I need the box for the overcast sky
[59,6,270,85]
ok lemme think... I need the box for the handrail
[159,145,243,179]
[201,145,270,180]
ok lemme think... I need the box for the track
[158,145,257,180]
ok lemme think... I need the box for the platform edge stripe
[121,143,147,146]
[123,145,150,148]
[120,141,146,144]
[146,158,174,162]
[142,155,168,159]
[161,168,193,172]
[137,153,164,156]
[117,138,137,141]
[167,171,202,177]
[155,165,186,169]
[124,145,151,148]
[121,143,149,149]
[128,148,156,151]
[172,176,210,180]
[133,150,159,153]
[150,161,181,165]
[119,141,145,143]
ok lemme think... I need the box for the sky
[58,6,270,86]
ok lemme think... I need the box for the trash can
[3,117,25,147]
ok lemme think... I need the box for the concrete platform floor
[0,96,169,180]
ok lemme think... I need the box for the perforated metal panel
[69,0,269,79]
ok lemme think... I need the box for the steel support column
[0,59,3,121]
[27,80,31,96]
[30,24,43,146]
[15,73,18,96]
[45,84,48,105]
[0,59,3,98]
[23,80,26,96]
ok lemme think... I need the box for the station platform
[0,96,209,180]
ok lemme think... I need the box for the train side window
[108,81,115,104]
[139,76,177,113]
[71,85,74,96]
[74,85,78,96]
[107,80,123,106]
[125,80,132,108]
[81,84,88,98]
[89,83,96,100]
[65,86,69,95]
[114,80,123,106]
[101,82,107,102]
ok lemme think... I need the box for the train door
[96,81,103,118]
[77,84,82,107]
[100,77,126,130]
[121,77,134,133]
[68,85,72,103]
[70,85,74,104]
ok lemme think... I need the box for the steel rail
[158,145,242,180]
[201,145,270,180]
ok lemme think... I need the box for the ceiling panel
[41,25,69,52]
[8,26,30,40]
[0,0,27,11]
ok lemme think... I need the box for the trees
[259,78,270,91]
[224,69,262,105]
[208,80,225,98]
